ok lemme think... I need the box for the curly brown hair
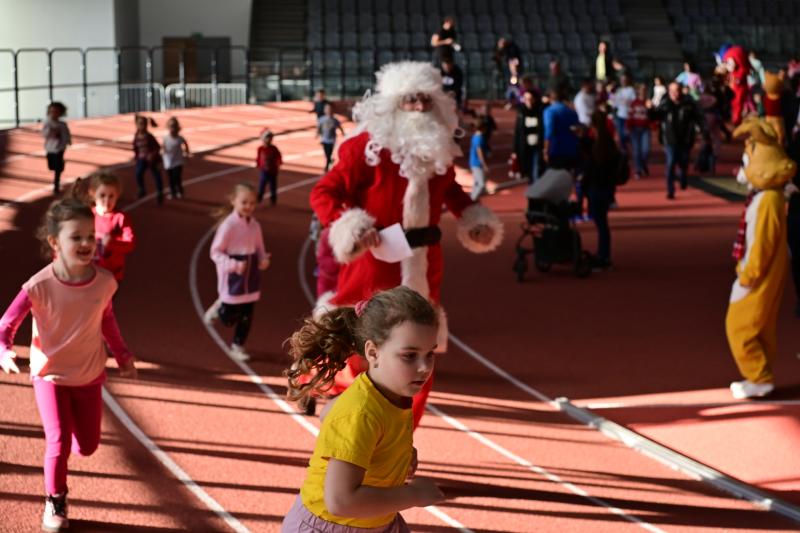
[285,286,438,401]
[36,197,94,259]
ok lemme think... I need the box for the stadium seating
[306,0,637,97]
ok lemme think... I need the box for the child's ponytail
[285,286,438,401]
[134,114,158,128]
[68,177,93,205]
[285,306,359,400]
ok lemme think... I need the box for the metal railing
[0,44,251,128]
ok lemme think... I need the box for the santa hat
[375,61,444,98]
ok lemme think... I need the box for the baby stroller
[513,197,592,281]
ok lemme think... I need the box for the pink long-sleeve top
[210,211,269,305]
[0,265,132,386]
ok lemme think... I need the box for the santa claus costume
[309,61,503,428]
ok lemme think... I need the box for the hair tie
[354,299,370,317]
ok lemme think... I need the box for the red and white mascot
[310,61,504,427]
[723,45,752,126]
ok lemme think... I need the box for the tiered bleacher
[667,0,799,69]
[307,0,638,98]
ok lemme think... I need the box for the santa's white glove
[785,183,799,199]
[1,349,20,374]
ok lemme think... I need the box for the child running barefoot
[0,197,137,532]
[132,114,164,204]
[282,286,444,532]
[87,173,136,283]
[204,182,270,361]
[42,102,72,195]
[162,117,190,199]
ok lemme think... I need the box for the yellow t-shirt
[300,372,414,527]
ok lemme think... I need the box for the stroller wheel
[575,251,592,278]
[534,255,552,273]
[513,254,528,282]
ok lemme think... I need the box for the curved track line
[102,389,249,533]
[295,236,666,533]
[188,178,473,532]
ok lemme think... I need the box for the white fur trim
[376,61,443,98]
[456,204,504,253]
[312,290,337,319]
[435,305,448,354]
[328,208,375,263]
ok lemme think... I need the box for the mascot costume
[718,45,751,126]
[309,61,504,427]
[726,117,797,399]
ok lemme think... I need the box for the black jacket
[651,96,704,146]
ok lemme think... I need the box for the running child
[469,117,490,200]
[42,102,72,194]
[0,197,137,532]
[316,103,345,172]
[132,114,164,204]
[282,286,444,532]
[256,130,283,205]
[88,172,136,283]
[162,117,190,199]
[204,182,270,361]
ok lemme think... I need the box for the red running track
[0,103,798,532]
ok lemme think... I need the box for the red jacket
[256,145,283,173]
[93,209,135,281]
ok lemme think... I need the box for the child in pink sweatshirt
[203,182,270,361]
[88,172,136,283]
[0,197,136,532]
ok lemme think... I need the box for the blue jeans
[134,159,164,198]
[529,150,541,183]
[258,170,278,204]
[629,127,650,174]
[614,116,629,153]
[664,144,690,196]
[588,184,613,261]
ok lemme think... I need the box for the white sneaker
[229,344,251,362]
[730,380,774,399]
[203,299,221,325]
[42,493,68,532]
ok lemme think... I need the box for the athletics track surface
[1,103,798,532]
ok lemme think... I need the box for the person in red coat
[723,46,752,126]
[309,61,504,428]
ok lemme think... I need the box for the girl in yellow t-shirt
[283,286,444,532]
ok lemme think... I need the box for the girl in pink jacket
[203,182,270,361]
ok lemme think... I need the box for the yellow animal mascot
[726,117,797,399]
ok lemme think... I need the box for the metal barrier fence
[164,83,248,108]
[0,45,251,128]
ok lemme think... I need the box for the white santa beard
[379,111,458,180]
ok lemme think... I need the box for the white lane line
[295,237,665,533]
[427,403,666,533]
[189,180,473,533]
[2,110,314,164]
[1,110,323,206]
[584,400,800,410]
[102,389,250,533]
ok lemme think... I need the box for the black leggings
[217,302,254,346]
[322,142,334,172]
[167,166,184,197]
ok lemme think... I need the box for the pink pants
[33,379,103,495]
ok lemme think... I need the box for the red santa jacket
[310,131,502,308]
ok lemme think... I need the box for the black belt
[404,225,442,248]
